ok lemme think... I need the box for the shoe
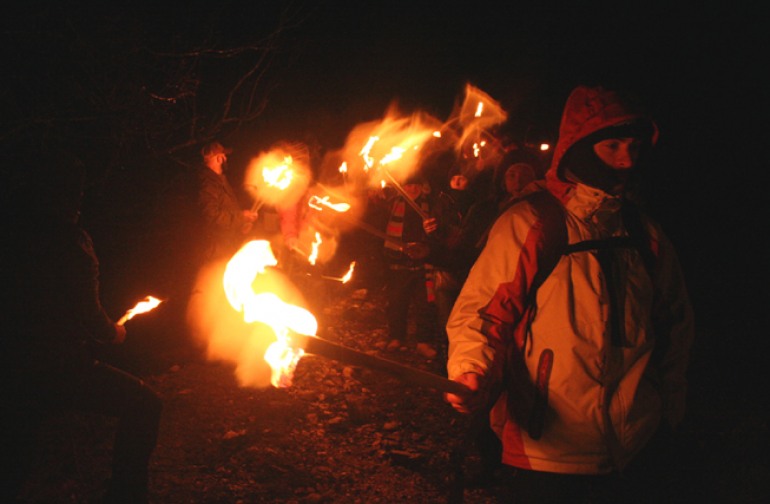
[415,343,437,359]
[387,339,402,351]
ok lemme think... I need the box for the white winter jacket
[446,86,695,474]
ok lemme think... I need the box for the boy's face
[403,183,423,200]
[592,137,642,170]
[450,175,469,191]
[504,164,535,195]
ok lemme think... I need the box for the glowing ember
[117,295,162,326]
[472,140,487,158]
[338,162,348,173]
[223,240,318,387]
[474,101,484,117]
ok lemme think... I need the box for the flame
[338,162,348,174]
[308,195,351,213]
[359,136,379,172]
[380,146,406,166]
[244,143,312,210]
[341,261,355,283]
[262,157,294,190]
[340,106,442,187]
[308,232,322,265]
[223,240,317,387]
[453,84,508,166]
[117,295,162,325]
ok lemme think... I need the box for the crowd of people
[2,84,694,503]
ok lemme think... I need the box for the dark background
[3,0,765,422]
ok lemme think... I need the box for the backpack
[500,189,658,440]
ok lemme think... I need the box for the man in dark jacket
[196,141,258,262]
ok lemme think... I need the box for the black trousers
[2,359,162,503]
[385,266,436,344]
[494,425,693,503]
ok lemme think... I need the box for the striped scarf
[385,199,406,252]
[384,196,435,302]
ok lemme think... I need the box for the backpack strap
[621,201,656,277]
[520,190,568,335]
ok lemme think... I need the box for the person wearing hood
[445,85,694,502]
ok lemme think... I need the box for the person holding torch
[196,140,259,261]
[1,155,162,504]
[445,85,694,502]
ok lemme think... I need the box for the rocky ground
[17,275,770,503]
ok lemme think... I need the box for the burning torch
[221,239,470,397]
[117,295,163,326]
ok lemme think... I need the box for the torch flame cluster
[189,83,513,390]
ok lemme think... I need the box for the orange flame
[308,195,351,213]
[359,136,379,172]
[223,240,317,387]
[340,106,442,186]
[117,296,162,326]
[341,261,355,283]
[244,143,312,210]
[453,84,508,165]
[262,158,294,190]
[474,101,484,117]
[308,232,322,265]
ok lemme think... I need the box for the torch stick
[381,169,429,220]
[345,218,405,250]
[295,334,470,397]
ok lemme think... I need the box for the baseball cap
[201,141,233,158]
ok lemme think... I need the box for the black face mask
[559,140,634,195]
[560,120,654,195]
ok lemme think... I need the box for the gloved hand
[404,242,429,260]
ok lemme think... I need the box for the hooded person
[445,85,694,502]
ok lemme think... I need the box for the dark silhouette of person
[1,155,162,504]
